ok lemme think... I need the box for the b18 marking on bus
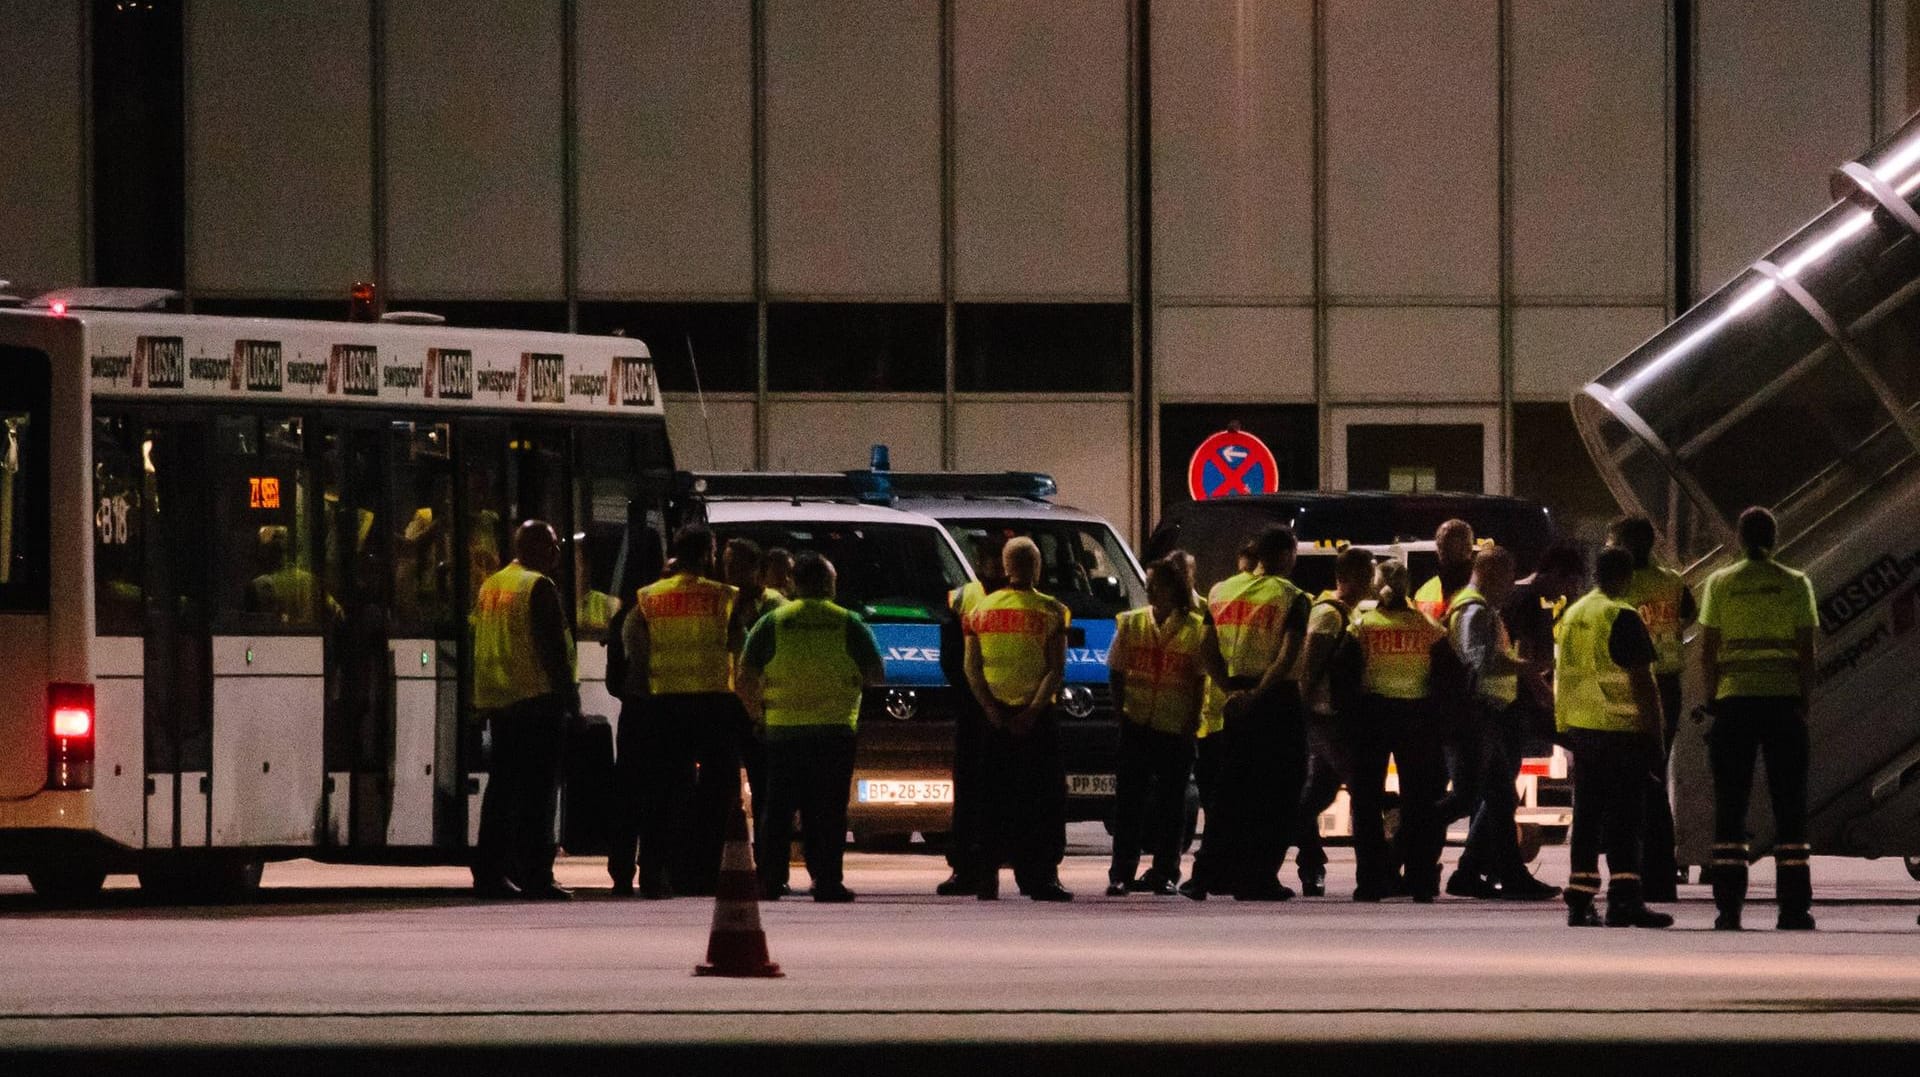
[426,348,473,400]
[234,340,283,392]
[136,336,183,388]
[521,352,565,404]
[329,344,379,397]
[613,356,657,407]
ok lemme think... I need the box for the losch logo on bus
[136,336,183,389]
[233,340,283,392]
[328,344,379,397]
[1819,550,1920,635]
[426,348,473,400]
[611,356,658,407]
[520,352,565,404]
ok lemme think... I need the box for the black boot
[1711,850,1749,932]
[1604,876,1672,928]
[1776,847,1814,930]
[1565,872,1602,926]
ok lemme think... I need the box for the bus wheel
[1905,856,1920,882]
[139,858,264,903]
[27,864,108,904]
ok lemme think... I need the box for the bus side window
[92,414,145,634]
[390,422,456,637]
[572,427,641,641]
[0,346,50,612]
[213,414,331,632]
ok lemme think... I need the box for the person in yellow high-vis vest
[934,531,1009,897]
[1444,546,1560,902]
[1608,514,1697,902]
[737,552,884,904]
[1355,559,1451,902]
[1105,558,1228,896]
[1185,542,1248,864]
[1699,506,1820,932]
[963,536,1073,901]
[471,520,578,901]
[724,537,786,859]
[611,524,744,899]
[1185,525,1312,902]
[1414,518,1477,621]
[1556,547,1672,929]
[1287,546,1379,897]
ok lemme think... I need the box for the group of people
[467,503,1826,931]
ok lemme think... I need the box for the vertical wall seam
[1311,0,1330,489]
[561,0,579,333]
[1870,0,1885,142]
[940,0,957,470]
[751,0,769,468]
[1495,0,1513,496]
[79,0,95,286]
[180,0,195,310]
[370,0,388,307]
[1132,0,1150,543]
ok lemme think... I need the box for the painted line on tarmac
[6,1001,1920,1021]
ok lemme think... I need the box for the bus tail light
[47,683,94,791]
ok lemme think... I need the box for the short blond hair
[1002,536,1042,585]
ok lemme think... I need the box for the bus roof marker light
[49,301,66,316]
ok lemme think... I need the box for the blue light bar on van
[679,466,1058,505]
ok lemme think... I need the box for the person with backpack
[1354,559,1451,902]
[1105,558,1228,896]
[1287,546,1376,897]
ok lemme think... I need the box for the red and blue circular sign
[1188,428,1280,500]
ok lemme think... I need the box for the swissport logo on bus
[520,352,565,404]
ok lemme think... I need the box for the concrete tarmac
[3,828,1918,1073]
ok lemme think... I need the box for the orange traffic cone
[694,800,783,978]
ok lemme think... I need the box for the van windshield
[941,519,1147,620]
[711,521,967,623]
[0,347,50,612]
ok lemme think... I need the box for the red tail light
[47,683,94,791]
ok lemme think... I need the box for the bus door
[207,414,328,848]
[93,415,215,849]
[454,420,570,847]
[384,420,460,848]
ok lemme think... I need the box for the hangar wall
[0,0,1907,544]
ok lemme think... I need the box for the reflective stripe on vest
[760,599,865,732]
[1114,606,1207,736]
[472,562,577,710]
[1357,606,1443,701]
[637,573,737,695]
[968,588,1068,705]
[1208,571,1305,680]
[1703,557,1810,699]
[1554,589,1640,733]
[1623,565,1685,675]
[1447,585,1518,705]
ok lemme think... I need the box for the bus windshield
[711,521,967,624]
[0,347,50,612]
[941,519,1146,620]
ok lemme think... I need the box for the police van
[1145,492,1571,855]
[889,470,1149,821]
[678,473,972,846]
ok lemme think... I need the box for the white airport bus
[0,300,671,900]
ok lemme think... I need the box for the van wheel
[28,864,108,904]
[1905,855,1920,881]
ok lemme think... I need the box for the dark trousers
[1109,723,1196,885]
[1453,702,1529,885]
[740,724,768,838]
[1566,727,1655,907]
[1291,713,1351,878]
[976,712,1067,887]
[1369,698,1449,899]
[1193,731,1224,833]
[1639,671,1683,894]
[605,692,744,894]
[476,697,567,889]
[945,706,987,876]
[756,733,857,893]
[1708,697,1811,917]
[1190,679,1306,895]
